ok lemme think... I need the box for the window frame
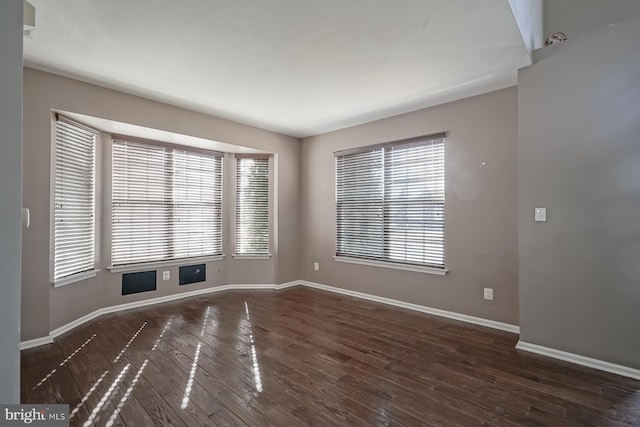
[334,133,447,275]
[233,154,272,259]
[50,114,100,287]
[109,135,224,270]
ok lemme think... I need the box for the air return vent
[179,264,206,286]
[122,270,157,295]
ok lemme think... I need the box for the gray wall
[22,68,300,340]
[544,0,640,42]
[518,17,640,369]
[0,0,23,404]
[301,87,519,325]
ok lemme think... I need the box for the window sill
[232,254,272,260]
[108,255,226,273]
[52,269,100,288]
[334,256,447,275]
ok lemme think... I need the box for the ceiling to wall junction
[24,0,531,138]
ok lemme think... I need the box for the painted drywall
[22,68,300,340]
[0,0,23,404]
[543,0,640,42]
[518,18,640,369]
[300,87,519,325]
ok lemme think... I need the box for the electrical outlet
[313,262,319,271]
[162,271,170,281]
[483,288,494,301]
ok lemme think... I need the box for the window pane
[337,202,384,258]
[236,157,270,255]
[335,135,445,269]
[335,149,384,259]
[384,139,445,268]
[111,139,222,266]
[173,150,223,258]
[53,118,97,281]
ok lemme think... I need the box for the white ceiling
[24,0,531,138]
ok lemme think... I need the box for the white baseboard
[21,279,640,382]
[20,336,54,350]
[21,283,287,350]
[516,341,640,381]
[274,280,300,290]
[21,280,520,350]
[296,280,520,334]
[49,309,104,341]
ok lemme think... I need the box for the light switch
[534,207,547,222]
[21,208,30,228]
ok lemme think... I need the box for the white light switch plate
[21,208,30,228]
[484,288,494,301]
[534,207,547,222]
[162,271,170,280]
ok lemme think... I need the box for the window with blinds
[335,134,445,270]
[111,138,223,266]
[235,156,270,255]
[53,116,98,282]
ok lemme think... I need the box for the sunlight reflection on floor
[106,359,148,427]
[33,334,96,390]
[69,370,108,420]
[113,322,147,363]
[181,306,212,410]
[152,316,173,351]
[83,363,130,427]
[245,301,263,393]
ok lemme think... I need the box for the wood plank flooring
[21,286,640,426]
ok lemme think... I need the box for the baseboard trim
[296,280,520,334]
[20,336,54,350]
[21,279,640,382]
[274,280,300,290]
[49,309,104,341]
[21,283,288,350]
[516,341,640,381]
[21,280,520,350]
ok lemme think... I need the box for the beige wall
[22,68,300,340]
[23,70,519,341]
[300,87,519,325]
[519,17,640,369]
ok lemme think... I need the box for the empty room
[1,0,639,425]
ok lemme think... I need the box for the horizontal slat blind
[54,117,97,281]
[336,149,385,259]
[336,134,445,269]
[174,149,223,258]
[112,139,222,266]
[235,157,270,255]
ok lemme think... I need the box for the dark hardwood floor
[21,286,640,426]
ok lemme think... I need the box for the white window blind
[53,116,97,282]
[111,138,223,266]
[235,156,270,255]
[336,134,445,269]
